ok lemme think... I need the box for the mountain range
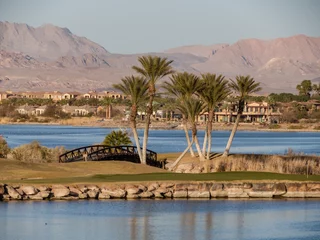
[0,21,319,93]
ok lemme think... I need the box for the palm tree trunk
[168,139,194,171]
[182,115,195,157]
[223,113,241,156]
[142,89,154,164]
[206,110,214,159]
[130,105,142,162]
[202,125,207,156]
[192,123,205,161]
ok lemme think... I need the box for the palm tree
[223,75,262,156]
[113,76,148,162]
[163,72,202,157]
[132,55,174,163]
[102,130,132,146]
[198,73,230,159]
[183,97,206,161]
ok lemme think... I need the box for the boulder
[60,196,79,200]
[248,183,275,198]
[20,186,38,195]
[154,187,168,198]
[126,194,140,199]
[87,189,99,199]
[29,194,44,200]
[210,184,227,198]
[305,183,320,197]
[38,186,50,192]
[78,193,88,199]
[87,185,99,191]
[160,183,175,189]
[273,183,286,197]
[51,185,70,198]
[98,192,111,199]
[69,187,82,197]
[6,186,22,200]
[126,186,142,195]
[173,190,188,198]
[148,183,160,191]
[16,188,24,196]
[76,184,88,193]
[38,191,51,199]
[164,191,173,198]
[283,183,307,198]
[101,187,126,198]
[0,184,5,195]
[2,194,10,200]
[139,191,154,198]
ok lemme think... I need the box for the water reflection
[1,199,320,240]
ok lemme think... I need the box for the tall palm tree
[132,55,174,163]
[222,75,262,156]
[113,76,148,162]
[163,72,202,157]
[198,73,230,159]
[183,97,206,161]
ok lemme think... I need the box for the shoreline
[1,118,320,132]
[1,182,320,201]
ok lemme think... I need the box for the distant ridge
[0,21,319,93]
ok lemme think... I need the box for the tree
[312,83,320,96]
[163,72,202,157]
[296,80,312,98]
[223,75,262,156]
[102,130,132,146]
[198,73,230,159]
[113,76,148,162]
[132,55,174,164]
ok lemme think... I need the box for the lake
[1,124,320,155]
[0,199,320,240]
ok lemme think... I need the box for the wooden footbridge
[59,145,163,168]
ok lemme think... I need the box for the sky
[0,0,319,54]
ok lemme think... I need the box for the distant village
[1,89,320,124]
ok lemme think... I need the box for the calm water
[1,124,320,155]
[0,200,320,240]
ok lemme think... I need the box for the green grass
[6,171,320,184]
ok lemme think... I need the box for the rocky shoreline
[1,182,320,201]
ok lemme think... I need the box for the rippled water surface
[1,124,320,155]
[1,200,320,240]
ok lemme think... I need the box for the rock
[2,194,10,200]
[175,163,194,173]
[38,186,50,191]
[139,191,154,198]
[20,186,38,195]
[16,188,24,196]
[22,195,29,200]
[248,183,274,198]
[126,194,140,199]
[154,187,168,198]
[160,183,175,189]
[283,183,307,198]
[101,187,126,198]
[173,190,188,198]
[98,192,111,199]
[126,186,142,195]
[210,184,227,198]
[87,185,99,191]
[305,183,320,197]
[60,196,79,200]
[148,183,160,191]
[87,189,99,199]
[76,184,88,193]
[0,184,5,195]
[51,185,70,198]
[78,193,88,199]
[6,186,22,200]
[164,191,173,198]
[38,191,51,199]
[69,187,82,197]
[29,194,43,200]
[273,183,286,197]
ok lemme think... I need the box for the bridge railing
[59,145,160,168]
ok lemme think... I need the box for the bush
[288,125,305,130]
[102,130,132,146]
[268,124,281,129]
[8,141,66,163]
[0,136,10,158]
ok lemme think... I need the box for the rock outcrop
[0,182,320,201]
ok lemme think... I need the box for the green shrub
[102,130,132,146]
[288,125,305,129]
[268,124,281,129]
[0,136,10,158]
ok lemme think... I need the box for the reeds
[211,153,320,175]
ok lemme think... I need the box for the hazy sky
[0,0,319,54]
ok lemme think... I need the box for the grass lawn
[6,171,320,185]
